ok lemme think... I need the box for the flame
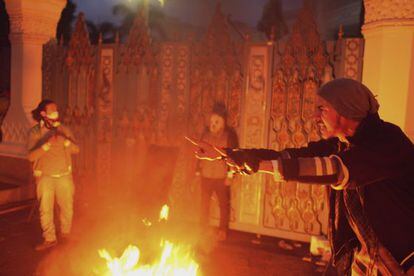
[141,218,152,227]
[99,240,199,276]
[159,204,169,221]
[98,205,199,275]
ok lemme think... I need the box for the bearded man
[194,79,414,275]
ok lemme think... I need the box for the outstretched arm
[186,136,348,188]
[256,156,349,189]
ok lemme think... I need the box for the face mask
[209,114,225,134]
[46,111,59,120]
[43,111,60,128]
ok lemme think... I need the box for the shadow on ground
[0,206,337,276]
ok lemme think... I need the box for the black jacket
[292,114,414,270]
[230,113,414,271]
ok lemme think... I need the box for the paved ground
[0,205,335,276]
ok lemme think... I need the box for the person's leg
[200,177,214,228]
[36,176,57,250]
[55,174,75,237]
[213,178,230,240]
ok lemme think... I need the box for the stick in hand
[184,136,226,161]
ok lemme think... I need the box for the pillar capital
[363,0,414,31]
[362,0,414,142]
[0,0,65,157]
[5,0,66,44]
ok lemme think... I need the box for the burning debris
[158,204,169,222]
[97,205,199,276]
[98,241,198,276]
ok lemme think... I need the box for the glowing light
[98,241,199,276]
[141,218,152,227]
[99,245,141,275]
[98,205,198,275]
[159,204,169,221]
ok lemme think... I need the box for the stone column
[362,0,414,141]
[0,0,66,157]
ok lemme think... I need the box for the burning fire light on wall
[97,204,199,275]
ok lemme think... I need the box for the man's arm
[234,137,341,160]
[27,130,50,162]
[59,126,79,154]
[257,156,349,189]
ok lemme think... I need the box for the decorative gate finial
[66,13,94,70]
[118,9,156,72]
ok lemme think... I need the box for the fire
[98,241,199,276]
[98,205,199,275]
[159,204,169,221]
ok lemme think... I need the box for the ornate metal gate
[42,4,363,241]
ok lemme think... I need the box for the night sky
[72,0,303,27]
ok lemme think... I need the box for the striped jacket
[229,113,414,272]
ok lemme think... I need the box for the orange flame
[98,240,199,275]
[98,204,199,275]
[159,204,169,221]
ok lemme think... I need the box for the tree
[112,2,136,41]
[257,0,288,41]
[86,21,117,44]
[56,0,77,44]
[0,0,9,46]
[112,2,167,42]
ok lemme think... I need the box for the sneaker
[35,240,57,251]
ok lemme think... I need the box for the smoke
[72,0,274,27]
[35,143,217,275]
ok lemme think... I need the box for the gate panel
[41,4,365,241]
[234,44,272,229]
[263,5,332,240]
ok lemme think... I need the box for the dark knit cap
[212,102,227,120]
[318,78,379,121]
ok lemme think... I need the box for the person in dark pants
[193,79,414,275]
[197,103,238,241]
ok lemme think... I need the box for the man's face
[209,113,225,134]
[315,96,341,139]
[42,103,58,118]
[40,103,60,126]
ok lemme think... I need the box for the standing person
[28,99,79,251]
[193,79,414,275]
[197,102,238,241]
